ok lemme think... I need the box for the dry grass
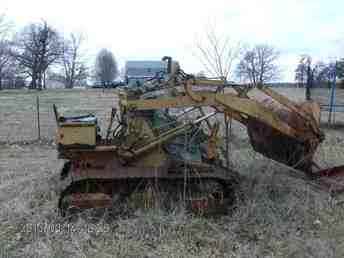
[1,88,344,257]
[0,89,118,142]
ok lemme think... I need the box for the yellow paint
[57,124,96,147]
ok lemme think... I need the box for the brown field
[1,88,344,257]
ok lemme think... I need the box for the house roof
[125,61,167,69]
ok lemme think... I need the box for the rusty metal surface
[188,191,225,215]
[66,150,236,181]
[70,193,112,209]
[247,118,316,172]
[312,165,344,194]
[58,175,238,215]
[246,98,323,172]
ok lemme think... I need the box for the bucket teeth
[312,165,344,195]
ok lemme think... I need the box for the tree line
[294,55,344,89]
[195,26,281,86]
[195,26,344,88]
[0,15,118,90]
[1,15,343,90]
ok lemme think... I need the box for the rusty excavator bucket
[246,91,323,172]
[239,87,344,194]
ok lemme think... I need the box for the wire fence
[0,89,118,143]
[307,85,344,124]
[2,86,339,144]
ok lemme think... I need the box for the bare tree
[0,40,13,90]
[312,61,337,88]
[95,48,118,87]
[236,44,280,86]
[295,55,311,88]
[195,25,241,80]
[195,25,241,170]
[337,58,344,82]
[294,56,334,88]
[61,33,88,88]
[12,21,63,90]
[0,14,13,90]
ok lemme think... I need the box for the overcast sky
[2,0,343,82]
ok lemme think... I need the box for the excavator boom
[122,78,323,173]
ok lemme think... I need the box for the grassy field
[0,89,118,142]
[1,88,344,257]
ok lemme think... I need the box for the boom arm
[122,86,316,142]
[121,78,323,172]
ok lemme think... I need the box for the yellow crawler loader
[53,57,343,215]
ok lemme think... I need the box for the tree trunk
[43,71,46,89]
[37,72,42,91]
[0,75,2,90]
[65,77,72,89]
[68,77,73,89]
[306,66,312,100]
[69,77,74,89]
[30,73,37,89]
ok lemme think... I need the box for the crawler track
[58,169,240,216]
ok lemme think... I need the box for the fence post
[36,95,41,140]
[328,62,337,124]
[305,65,312,101]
